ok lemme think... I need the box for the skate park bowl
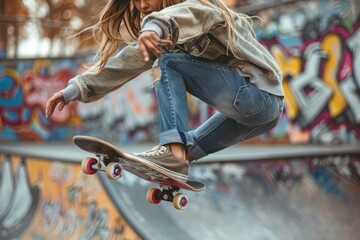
[0,143,359,240]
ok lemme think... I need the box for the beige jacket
[64,0,283,104]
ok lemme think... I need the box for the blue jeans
[153,53,284,160]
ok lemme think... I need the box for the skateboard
[73,135,205,210]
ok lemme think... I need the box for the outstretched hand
[45,92,66,118]
[138,31,172,62]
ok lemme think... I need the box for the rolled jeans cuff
[159,129,194,147]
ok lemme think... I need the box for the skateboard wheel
[146,188,162,204]
[81,157,98,175]
[173,193,188,210]
[105,162,123,180]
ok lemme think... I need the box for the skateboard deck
[73,135,205,210]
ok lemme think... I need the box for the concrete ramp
[102,155,360,240]
[0,144,360,240]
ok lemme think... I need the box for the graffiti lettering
[269,22,360,141]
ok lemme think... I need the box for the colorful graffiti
[257,0,360,144]
[0,57,158,142]
[0,59,82,141]
[0,58,157,142]
[0,154,141,240]
[265,23,360,143]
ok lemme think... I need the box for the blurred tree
[0,0,30,57]
[0,0,105,58]
[36,0,103,55]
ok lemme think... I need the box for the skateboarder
[46,0,284,181]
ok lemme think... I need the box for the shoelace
[139,145,169,157]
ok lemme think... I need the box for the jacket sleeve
[142,0,224,46]
[67,44,153,103]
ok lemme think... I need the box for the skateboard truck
[146,185,189,210]
[81,156,123,180]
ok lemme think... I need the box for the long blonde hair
[89,0,255,71]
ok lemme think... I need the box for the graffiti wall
[0,56,158,142]
[1,58,80,141]
[1,0,360,144]
[256,0,360,143]
[0,154,141,240]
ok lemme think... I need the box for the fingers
[140,38,160,61]
[45,93,65,118]
[138,32,172,62]
[58,101,66,112]
[158,39,172,46]
[45,95,57,118]
[139,40,151,62]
